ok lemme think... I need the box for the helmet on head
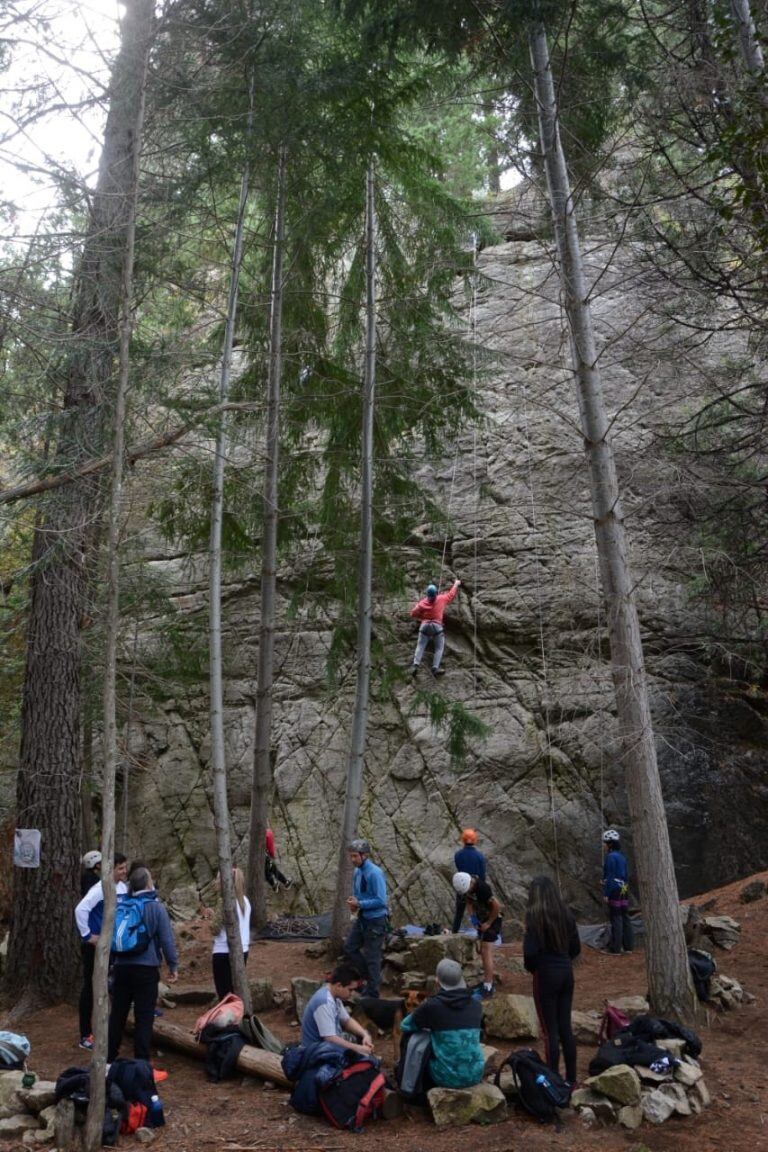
[460,828,477,845]
[426,584,438,600]
[602,828,620,843]
[349,839,371,856]
[452,871,473,895]
[82,850,102,869]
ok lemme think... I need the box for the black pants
[108,965,159,1063]
[609,906,634,954]
[532,966,577,1083]
[79,941,95,1038]
[265,858,288,889]
[451,895,466,934]
[212,951,249,1001]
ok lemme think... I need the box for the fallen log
[128,1017,291,1088]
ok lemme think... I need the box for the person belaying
[452,871,502,999]
[409,578,461,677]
[602,828,634,955]
[344,839,389,997]
[452,828,486,933]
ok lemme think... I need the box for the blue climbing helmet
[426,584,438,600]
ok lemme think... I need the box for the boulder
[304,941,329,959]
[399,971,428,991]
[34,1105,55,1143]
[585,1064,641,1106]
[16,1082,56,1114]
[739,879,766,904]
[691,1078,711,1108]
[165,984,215,1006]
[427,1082,507,1127]
[579,1106,597,1128]
[571,1009,602,1044]
[659,1082,691,1115]
[702,915,741,950]
[0,1114,39,1138]
[407,934,476,973]
[479,1044,501,1074]
[617,1103,643,1129]
[674,1059,702,1087]
[249,977,274,1014]
[655,1038,685,1059]
[136,1127,157,1144]
[571,1088,618,1122]
[166,884,200,922]
[606,995,649,1019]
[482,994,538,1040]
[640,1088,676,1124]
[291,976,322,1021]
[637,1064,673,1084]
[0,1071,26,1110]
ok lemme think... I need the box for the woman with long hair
[523,875,581,1086]
[210,867,251,1000]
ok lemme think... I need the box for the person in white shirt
[73,853,129,1050]
[209,867,251,1000]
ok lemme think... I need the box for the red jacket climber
[410,579,461,677]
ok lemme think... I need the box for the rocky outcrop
[427,1082,507,1126]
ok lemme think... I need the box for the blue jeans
[413,623,445,670]
[344,915,388,996]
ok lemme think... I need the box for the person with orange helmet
[452,829,486,933]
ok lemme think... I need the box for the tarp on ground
[579,916,645,950]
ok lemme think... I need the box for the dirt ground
[10,871,768,1152]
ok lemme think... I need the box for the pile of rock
[0,1070,57,1144]
[739,879,766,904]
[708,973,751,1011]
[683,906,741,951]
[572,1049,711,1131]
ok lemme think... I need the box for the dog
[349,990,427,1064]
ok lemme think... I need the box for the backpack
[200,1024,246,1081]
[112,892,152,955]
[239,1013,284,1054]
[495,1049,571,1124]
[194,993,245,1040]
[623,1014,702,1060]
[55,1066,126,1143]
[598,1003,630,1044]
[395,1030,433,1103]
[588,1034,673,1077]
[318,1060,386,1131]
[0,1031,30,1069]
[688,948,716,1002]
[107,1058,157,1117]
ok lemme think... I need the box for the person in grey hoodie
[108,867,178,1063]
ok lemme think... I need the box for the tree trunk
[729,0,765,72]
[208,80,255,1014]
[247,146,288,929]
[5,0,155,1009]
[84,5,152,1146]
[528,21,696,1021]
[330,160,377,951]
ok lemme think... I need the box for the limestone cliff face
[121,198,768,925]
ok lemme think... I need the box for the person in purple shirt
[452,829,486,933]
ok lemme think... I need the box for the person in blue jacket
[452,828,486,933]
[602,829,634,955]
[344,839,388,997]
[400,959,484,1089]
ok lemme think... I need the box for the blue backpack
[112,892,154,955]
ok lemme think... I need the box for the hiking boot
[78,1035,94,1051]
[477,983,495,1000]
[431,666,446,676]
[410,665,419,677]
[282,877,295,890]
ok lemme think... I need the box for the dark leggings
[532,966,577,1083]
[212,951,249,1001]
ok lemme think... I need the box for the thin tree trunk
[208,80,255,1014]
[83,4,152,1143]
[5,0,155,1010]
[729,0,765,72]
[247,146,288,929]
[528,21,696,1020]
[330,161,377,951]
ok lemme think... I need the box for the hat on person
[82,850,102,869]
[460,828,477,845]
[436,958,466,990]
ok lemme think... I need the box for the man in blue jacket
[452,828,486,933]
[602,829,634,955]
[344,839,388,997]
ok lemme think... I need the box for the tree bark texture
[247,146,288,928]
[208,77,255,1014]
[330,160,377,950]
[528,22,696,1020]
[729,0,765,72]
[5,0,156,1008]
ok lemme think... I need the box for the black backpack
[623,1014,702,1059]
[588,1034,673,1077]
[688,948,716,1002]
[318,1060,386,1131]
[107,1057,156,1107]
[495,1048,571,1124]
[200,1024,246,1082]
[54,1066,126,1145]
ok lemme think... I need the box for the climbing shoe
[78,1035,94,1051]
[410,665,419,677]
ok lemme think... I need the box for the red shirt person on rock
[409,578,461,678]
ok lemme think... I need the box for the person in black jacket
[523,875,581,1086]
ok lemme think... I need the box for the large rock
[427,1082,507,1127]
[482,994,538,1040]
[655,1038,685,1059]
[659,1082,692,1115]
[585,1064,641,1106]
[617,1103,643,1129]
[640,1088,676,1124]
[691,1078,711,1109]
[571,1088,617,1122]
[739,879,766,904]
[571,1009,601,1044]
[16,1082,56,1114]
[0,1115,39,1138]
[606,995,649,1019]
[165,984,214,1006]
[291,977,322,1022]
[0,1071,26,1110]
[406,934,476,973]
[166,884,200,922]
[479,1044,501,1074]
[249,977,274,1014]
[674,1058,703,1087]
[702,915,741,950]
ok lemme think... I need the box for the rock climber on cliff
[409,577,461,678]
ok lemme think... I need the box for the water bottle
[535,1073,551,1091]
[148,1094,165,1127]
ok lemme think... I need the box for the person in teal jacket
[400,959,484,1089]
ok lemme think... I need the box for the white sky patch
[0,0,121,240]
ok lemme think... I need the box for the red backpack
[318,1060,386,1132]
[598,1001,630,1044]
[194,994,244,1041]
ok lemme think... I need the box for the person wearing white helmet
[452,871,502,998]
[80,850,102,897]
[409,578,461,678]
[602,829,634,955]
[344,839,389,996]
